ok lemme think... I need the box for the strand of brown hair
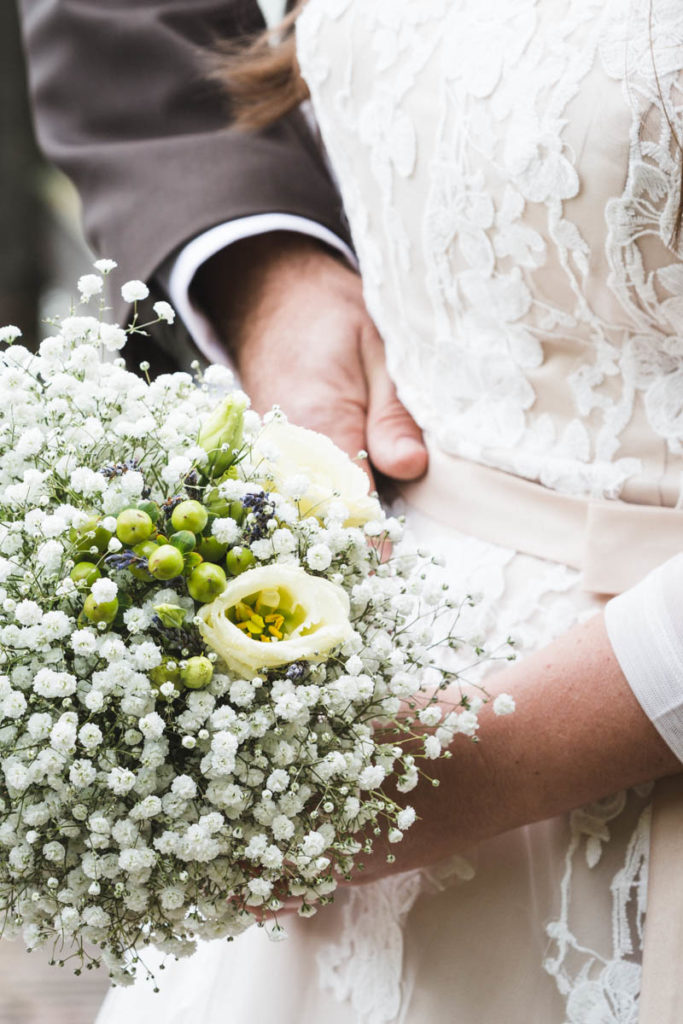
[216,2,309,131]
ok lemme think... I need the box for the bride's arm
[359,611,680,881]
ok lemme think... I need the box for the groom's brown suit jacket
[18,0,350,330]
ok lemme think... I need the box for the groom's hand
[194,233,428,486]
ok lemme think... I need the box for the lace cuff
[605,553,683,763]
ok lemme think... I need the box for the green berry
[116,508,154,546]
[169,530,196,553]
[131,540,158,580]
[229,500,245,524]
[133,540,158,559]
[183,552,203,572]
[70,562,101,588]
[83,594,118,624]
[136,500,160,524]
[187,563,227,603]
[225,546,254,576]
[197,535,228,563]
[149,660,180,691]
[180,656,214,690]
[72,516,112,555]
[148,544,185,580]
[171,500,208,534]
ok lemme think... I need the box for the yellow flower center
[231,588,287,643]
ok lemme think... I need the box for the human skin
[357,613,679,882]
[193,232,429,489]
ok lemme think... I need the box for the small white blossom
[171,776,197,800]
[0,326,22,343]
[211,518,241,545]
[78,274,104,301]
[33,669,77,699]
[424,735,442,759]
[70,759,97,787]
[153,301,175,324]
[418,705,442,727]
[493,693,516,716]
[99,323,127,352]
[396,806,416,830]
[91,578,117,605]
[358,765,386,789]
[106,767,136,795]
[306,543,332,571]
[300,831,326,857]
[70,629,98,656]
[138,712,165,739]
[124,607,153,633]
[120,280,149,303]
[78,723,103,750]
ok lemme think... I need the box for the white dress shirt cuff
[605,552,683,762]
[165,214,356,365]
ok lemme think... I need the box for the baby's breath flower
[0,271,496,982]
[78,274,104,301]
[93,258,117,274]
[91,578,117,605]
[153,301,175,324]
[120,280,149,303]
[493,693,516,716]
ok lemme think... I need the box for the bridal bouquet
[0,264,513,985]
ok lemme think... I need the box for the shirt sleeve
[605,552,683,762]
[162,214,358,365]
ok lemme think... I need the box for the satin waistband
[398,448,683,595]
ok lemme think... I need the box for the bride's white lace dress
[96,0,683,1020]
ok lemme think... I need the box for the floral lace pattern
[297,0,683,503]
[296,0,683,1020]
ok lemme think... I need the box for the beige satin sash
[399,447,683,595]
[398,448,683,1022]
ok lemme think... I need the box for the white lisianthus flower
[197,565,353,675]
[252,421,382,527]
[120,280,149,303]
[153,301,175,324]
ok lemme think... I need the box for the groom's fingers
[361,324,428,481]
[196,233,425,487]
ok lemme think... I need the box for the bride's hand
[343,614,681,886]
[193,231,428,487]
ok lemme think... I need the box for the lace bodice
[297,0,683,505]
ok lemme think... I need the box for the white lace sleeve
[605,553,683,762]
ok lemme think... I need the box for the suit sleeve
[17,0,350,294]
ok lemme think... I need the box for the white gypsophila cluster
[0,265,513,987]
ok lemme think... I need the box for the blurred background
[0,1,285,1022]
